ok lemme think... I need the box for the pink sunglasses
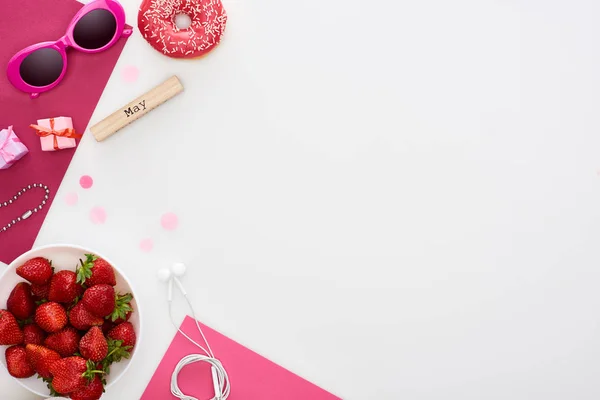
[7,0,131,99]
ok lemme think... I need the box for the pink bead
[161,212,179,231]
[90,207,107,224]
[140,238,154,252]
[65,192,78,206]
[80,175,93,189]
[121,65,140,83]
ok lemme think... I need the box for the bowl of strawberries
[0,244,141,399]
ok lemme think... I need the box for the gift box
[0,126,29,169]
[30,117,82,152]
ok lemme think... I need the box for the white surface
[3,0,600,399]
[0,245,141,397]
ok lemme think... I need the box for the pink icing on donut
[138,0,227,59]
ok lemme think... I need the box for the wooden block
[90,76,184,142]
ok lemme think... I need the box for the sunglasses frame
[6,0,132,99]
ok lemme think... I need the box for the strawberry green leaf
[82,359,105,383]
[76,257,94,285]
[41,376,59,397]
[101,338,132,374]
[17,317,33,329]
[84,254,98,262]
[68,295,81,311]
[110,293,133,322]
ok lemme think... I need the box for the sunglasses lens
[19,48,64,87]
[73,9,117,50]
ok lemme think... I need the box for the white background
[3,0,600,398]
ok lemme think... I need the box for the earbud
[170,263,188,296]
[157,268,172,282]
[157,268,174,301]
[172,262,186,277]
[158,263,188,301]
[173,277,187,296]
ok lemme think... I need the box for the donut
[138,0,227,59]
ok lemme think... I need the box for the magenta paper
[0,0,130,264]
[141,316,342,400]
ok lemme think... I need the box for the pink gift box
[32,117,80,152]
[0,126,29,170]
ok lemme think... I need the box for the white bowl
[0,244,142,397]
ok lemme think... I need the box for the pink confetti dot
[90,207,107,224]
[161,212,179,231]
[80,175,93,189]
[65,192,78,206]
[139,238,154,252]
[121,65,139,83]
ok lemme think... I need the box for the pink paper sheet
[0,0,129,264]
[141,316,342,400]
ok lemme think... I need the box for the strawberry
[0,310,23,345]
[48,270,83,304]
[108,322,136,348]
[16,257,53,285]
[23,323,46,345]
[82,284,115,318]
[25,344,61,379]
[69,302,104,331]
[6,282,35,320]
[44,327,80,357]
[31,282,50,301]
[35,302,67,333]
[5,345,35,378]
[101,319,115,336]
[70,376,104,400]
[49,356,88,394]
[79,327,108,362]
[77,254,116,287]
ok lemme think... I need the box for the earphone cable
[169,300,213,357]
[185,294,216,359]
[167,294,231,399]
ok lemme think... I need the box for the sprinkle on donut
[138,0,227,58]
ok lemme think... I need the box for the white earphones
[158,262,188,301]
[158,263,231,400]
